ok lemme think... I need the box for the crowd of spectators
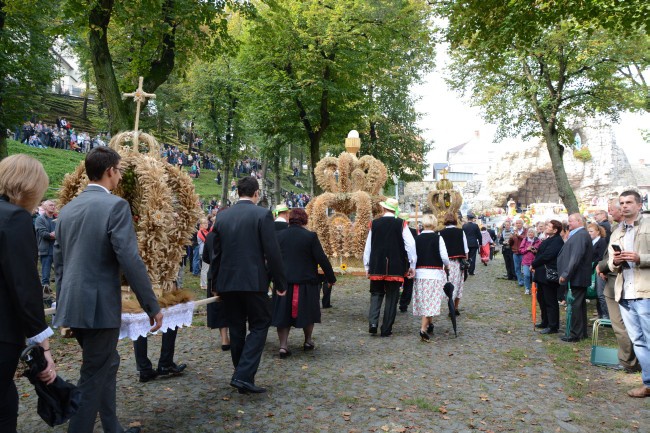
[18,118,110,153]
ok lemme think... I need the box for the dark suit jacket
[274,220,289,231]
[277,225,336,285]
[557,228,593,287]
[53,185,160,329]
[210,200,286,293]
[0,198,49,346]
[531,234,564,284]
[462,221,482,248]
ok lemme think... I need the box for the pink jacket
[519,237,541,266]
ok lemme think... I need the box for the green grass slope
[8,140,310,202]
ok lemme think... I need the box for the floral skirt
[449,260,464,299]
[412,277,445,317]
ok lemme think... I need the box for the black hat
[467,212,476,219]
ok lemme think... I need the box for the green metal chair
[590,319,619,366]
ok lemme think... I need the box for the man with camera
[608,190,650,398]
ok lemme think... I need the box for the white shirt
[363,213,417,273]
[622,222,637,299]
[88,183,111,194]
[415,230,450,279]
[275,216,287,222]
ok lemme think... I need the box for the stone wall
[399,121,647,213]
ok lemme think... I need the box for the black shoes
[221,344,231,351]
[534,323,547,329]
[419,330,430,342]
[539,328,558,334]
[139,369,159,383]
[560,336,581,343]
[399,308,408,313]
[124,427,141,433]
[157,362,187,376]
[380,331,392,337]
[426,324,434,334]
[369,325,378,335]
[230,379,266,394]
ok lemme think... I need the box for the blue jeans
[522,265,532,292]
[619,299,650,386]
[40,255,53,286]
[513,253,524,286]
[192,245,201,275]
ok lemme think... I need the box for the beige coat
[608,214,650,302]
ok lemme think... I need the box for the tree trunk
[544,128,580,213]
[0,129,7,161]
[273,153,281,206]
[220,155,230,206]
[308,135,321,195]
[81,71,90,120]
[87,0,130,134]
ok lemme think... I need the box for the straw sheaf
[328,213,351,258]
[357,155,387,196]
[57,132,200,311]
[59,163,89,207]
[109,131,161,156]
[309,192,335,256]
[314,157,340,192]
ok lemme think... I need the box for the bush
[573,147,592,162]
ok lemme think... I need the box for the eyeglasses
[113,166,125,175]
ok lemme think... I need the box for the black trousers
[222,291,271,384]
[133,327,178,372]
[0,343,22,433]
[537,281,560,330]
[69,328,122,433]
[536,282,548,327]
[368,280,402,335]
[568,286,588,339]
[467,247,479,274]
[399,278,414,311]
[502,247,515,279]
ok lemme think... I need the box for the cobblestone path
[17,257,649,432]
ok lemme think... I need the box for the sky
[413,45,650,177]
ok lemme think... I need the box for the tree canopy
[435,0,649,212]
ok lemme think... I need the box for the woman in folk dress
[412,214,450,342]
[439,212,469,314]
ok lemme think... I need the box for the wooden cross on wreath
[122,76,156,153]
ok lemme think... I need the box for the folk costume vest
[415,232,443,269]
[440,227,465,259]
[368,216,408,282]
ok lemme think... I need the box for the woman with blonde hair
[412,214,450,341]
[0,155,57,431]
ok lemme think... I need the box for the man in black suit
[557,213,593,342]
[594,209,612,241]
[210,176,286,394]
[462,213,482,275]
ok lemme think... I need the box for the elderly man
[595,209,612,240]
[273,204,290,231]
[608,190,650,398]
[557,213,593,342]
[364,198,416,337]
[34,200,56,297]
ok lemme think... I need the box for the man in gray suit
[54,147,163,433]
[34,200,56,297]
[557,213,593,342]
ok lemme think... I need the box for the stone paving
[17,257,650,432]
